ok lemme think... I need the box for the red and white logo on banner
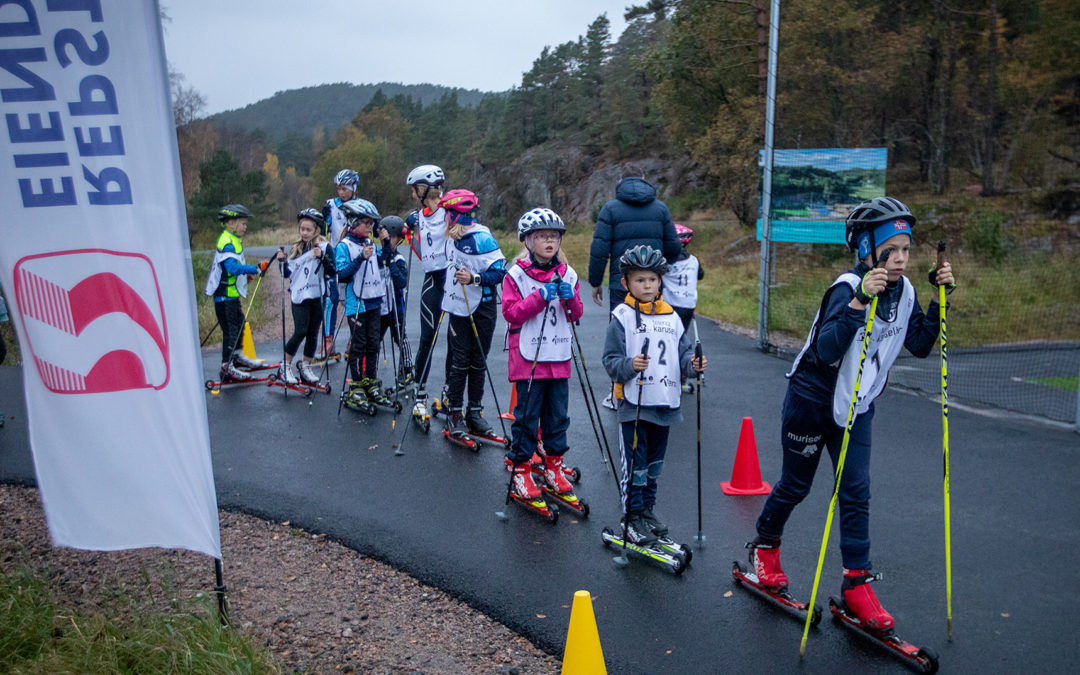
[13,249,170,394]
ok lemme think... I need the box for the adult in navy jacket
[588,176,682,312]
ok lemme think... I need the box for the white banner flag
[0,0,220,558]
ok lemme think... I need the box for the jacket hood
[615,177,657,205]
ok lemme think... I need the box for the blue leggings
[756,388,875,570]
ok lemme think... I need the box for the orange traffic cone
[500,381,517,420]
[721,417,772,495]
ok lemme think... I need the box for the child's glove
[557,282,573,299]
[927,262,957,295]
[539,283,559,301]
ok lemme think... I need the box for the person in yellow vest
[203,204,276,381]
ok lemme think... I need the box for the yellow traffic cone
[241,322,259,360]
[562,590,606,674]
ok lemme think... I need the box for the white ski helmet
[517,207,566,242]
[406,164,445,187]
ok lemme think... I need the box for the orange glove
[258,260,270,273]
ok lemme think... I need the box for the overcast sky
[162,1,631,115]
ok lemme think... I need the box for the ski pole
[392,308,445,454]
[801,249,892,657]
[936,240,953,640]
[200,320,219,347]
[694,339,705,546]
[337,252,371,418]
[568,317,613,464]
[459,270,510,443]
[279,252,288,398]
[223,254,274,367]
[561,294,620,488]
[497,272,556,518]
[614,332,649,567]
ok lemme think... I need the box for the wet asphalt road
[2,258,1079,674]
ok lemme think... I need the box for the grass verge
[0,565,282,674]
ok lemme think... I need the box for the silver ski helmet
[618,244,668,278]
[517,207,565,241]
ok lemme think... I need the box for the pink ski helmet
[439,189,478,214]
[675,223,693,246]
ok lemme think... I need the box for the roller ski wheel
[657,537,692,565]
[732,560,821,626]
[266,375,315,397]
[467,432,511,449]
[601,527,686,575]
[828,597,938,673]
[311,352,341,366]
[509,492,559,523]
[443,429,479,451]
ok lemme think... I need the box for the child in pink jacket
[502,208,585,501]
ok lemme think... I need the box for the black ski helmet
[845,197,916,259]
[618,244,669,278]
[379,215,406,239]
[217,204,253,222]
[297,208,325,226]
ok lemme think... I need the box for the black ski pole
[337,251,371,418]
[459,272,510,443]
[214,558,229,627]
[694,339,705,546]
[568,318,612,464]
[392,309,445,454]
[497,272,554,520]
[200,320,219,347]
[615,334,649,568]
[279,251,288,398]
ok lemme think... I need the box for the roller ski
[601,513,688,575]
[535,455,589,518]
[441,406,479,451]
[641,507,692,563]
[340,380,377,416]
[411,391,432,433]
[462,405,510,448]
[732,539,821,626]
[363,378,403,413]
[828,571,938,673]
[296,360,332,394]
[502,462,558,523]
[206,362,271,391]
[266,363,314,397]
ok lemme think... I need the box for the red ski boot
[840,569,895,632]
[750,538,788,589]
[541,455,574,494]
[511,462,541,500]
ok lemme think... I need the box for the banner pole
[214,557,229,627]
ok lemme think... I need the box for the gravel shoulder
[0,484,560,674]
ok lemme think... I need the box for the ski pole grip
[876,248,892,268]
[641,337,650,357]
[936,240,947,268]
[695,341,703,360]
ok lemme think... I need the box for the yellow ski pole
[935,240,952,639]
[801,249,891,658]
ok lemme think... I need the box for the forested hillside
[178,0,1079,237]
[208,82,487,142]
